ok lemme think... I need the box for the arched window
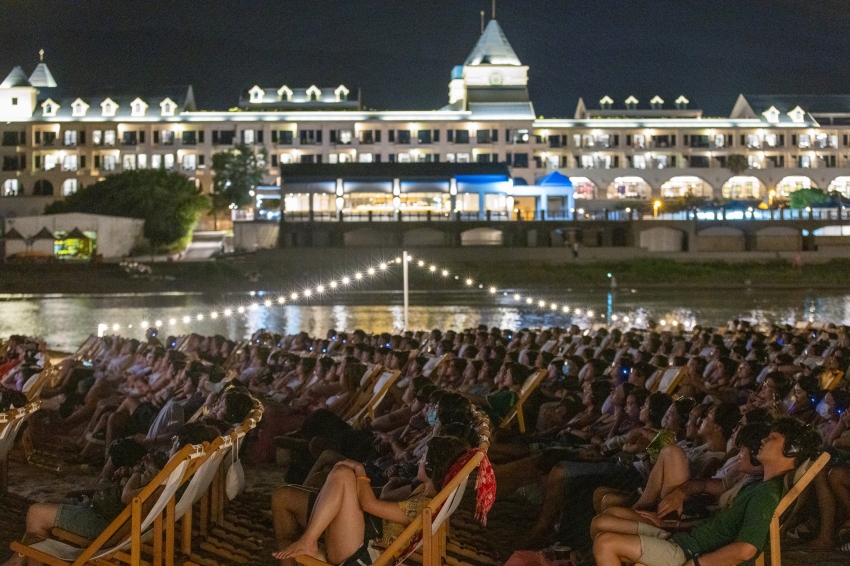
[33,180,54,196]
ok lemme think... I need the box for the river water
[1,287,848,351]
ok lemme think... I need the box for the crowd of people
[1,318,849,566]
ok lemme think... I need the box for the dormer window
[599,95,613,110]
[71,98,89,117]
[277,86,293,102]
[650,96,664,110]
[334,85,349,102]
[675,95,689,109]
[130,97,148,117]
[101,98,118,117]
[160,98,177,116]
[249,86,265,103]
[41,98,58,117]
[788,106,805,123]
[762,105,780,124]
[306,85,321,102]
[624,96,639,110]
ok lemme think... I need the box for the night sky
[2,0,850,118]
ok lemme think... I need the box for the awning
[1,228,25,240]
[31,227,57,240]
[66,227,90,239]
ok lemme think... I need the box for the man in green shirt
[590,418,819,566]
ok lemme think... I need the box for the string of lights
[96,252,627,335]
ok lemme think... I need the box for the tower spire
[492,0,496,20]
[480,11,485,34]
[39,49,44,62]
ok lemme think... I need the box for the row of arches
[1,179,80,197]
[571,175,850,200]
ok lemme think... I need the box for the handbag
[225,436,245,500]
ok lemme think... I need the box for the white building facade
[3,21,850,218]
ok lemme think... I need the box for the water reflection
[2,288,850,350]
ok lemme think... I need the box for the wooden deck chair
[295,450,486,566]
[11,443,204,566]
[72,335,98,361]
[657,366,685,395]
[645,368,663,393]
[0,401,40,494]
[821,369,844,390]
[754,451,831,566]
[22,361,56,401]
[339,364,383,422]
[422,354,447,378]
[499,369,547,434]
[348,369,402,427]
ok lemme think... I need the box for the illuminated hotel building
[3,21,850,219]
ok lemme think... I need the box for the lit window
[746,134,760,149]
[714,134,725,148]
[123,154,136,170]
[137,154,147,169]
[44,154,57,170]
[339,130,352,144]
[62,154,78,171]
[92,130,103,145]
[445,153,456,162]
[456,153,470,163]
[104,130,116,146]
[397,152,411,163]
[633,155,646,169]
[798,135,811,149]
[243,129,255,144]
[3,179,19,196]
[62,179,78,196]
[182,154,197,170]
[164,154,174,169]
[151,154,162,168]
[358,153,373,163]
[103,155,116,171]
[64,130,77,146]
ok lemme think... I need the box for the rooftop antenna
[39,49,44,62]
[480,10,485,34]
[492,0,496,19]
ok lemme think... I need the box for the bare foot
[272,537,319,561]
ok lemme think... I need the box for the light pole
[403,251,410,330]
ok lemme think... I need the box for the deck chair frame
[0,401,40,494]
[296,450,485,566]
[499,369,547,434]
[11,443,203,566]
[657,366,685,395]
[348,369,401,427]
[754,451,830,566]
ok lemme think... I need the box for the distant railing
[270,207,850,223]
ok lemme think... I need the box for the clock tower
[448,19,530,109]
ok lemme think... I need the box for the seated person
[590,418,819,566]
[271,436,470,566]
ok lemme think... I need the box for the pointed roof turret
[28,49,57,88]
[1,66,31,88]
[29,63,57,88]
[464,20,521,66]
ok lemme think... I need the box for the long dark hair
[425,436,471,490]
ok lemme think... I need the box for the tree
[46,169,208,252]
[789,188,830,209]
[211,143,267,228]
[726,154,749,175]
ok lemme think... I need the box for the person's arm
[334,461,411,524]
[684,541,758,566]
[656,477,726,517]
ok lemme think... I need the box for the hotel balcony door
[513,196,537,220]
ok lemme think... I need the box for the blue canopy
[536,171,573,187]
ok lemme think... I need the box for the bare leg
[592,532,644,566]
[528,462,568,543]
[273,466,365,565]
[633,444,689,511]
[1,503,63,566]
[829,466,850,529]
[303,450,345,489]
[590,507,645,538]
[810,468,836,549]
[271,486,311,566]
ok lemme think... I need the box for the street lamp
[653,200,661,217]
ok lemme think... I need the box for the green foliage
[45,169,208,251]
[726,154,749,175]
[211,143,267,213]
[789,188,830,209]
